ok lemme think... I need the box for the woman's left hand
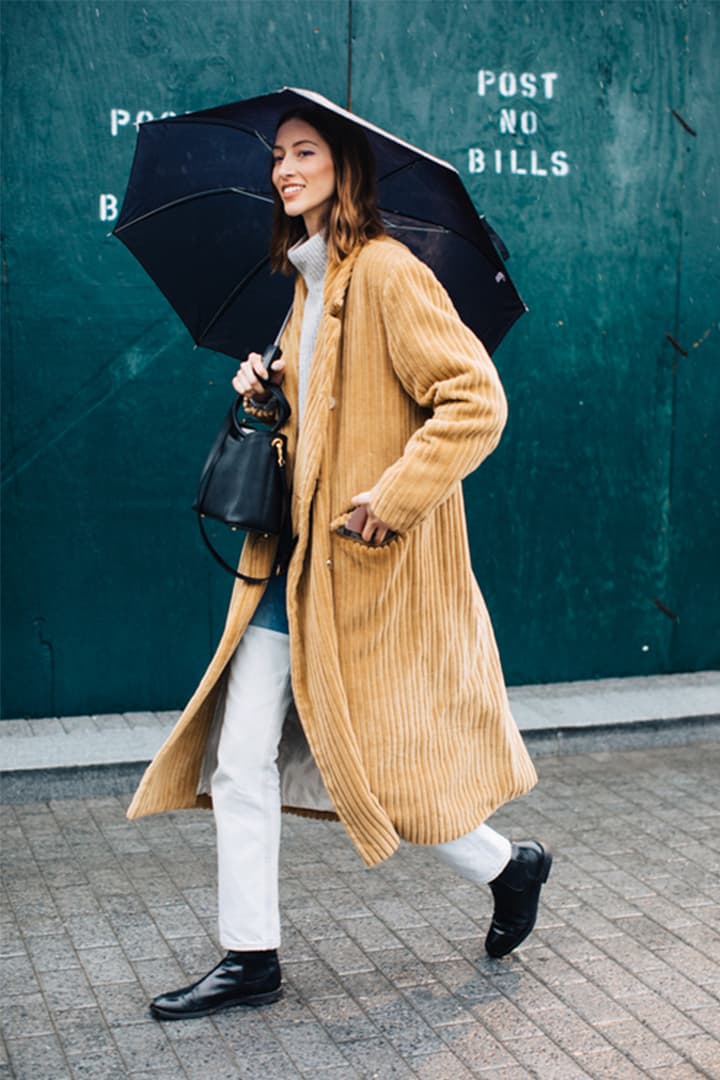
[350,493,395,545]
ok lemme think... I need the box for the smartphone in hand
[338,506,396,546]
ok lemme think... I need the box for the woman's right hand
[232,351,286,401]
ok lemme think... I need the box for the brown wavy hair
[269,105,386,273]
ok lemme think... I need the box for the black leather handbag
[193,344,294,583]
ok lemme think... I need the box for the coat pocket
[329,509,403,556]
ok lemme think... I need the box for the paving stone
[394,924,463,964]
[58,1018,119,1064]
[92,982,156,1027]
[109,914,174,962]
[502,1029,594,1077]
[689,1005,720,1040]
[623,993,706,1039]
[215,1050,304,1079]
[77,945,136,985]
[167,934,219,978]
[339,914,404,952]
[314,887,370,920]
[597,1017,687,1069]
[338,1037,416,1078]
[666,1033,720,1074]
[572,955,654,1001]
[401,982,476,1032]
[551,978,636,1025]
[37,967,98,1012]
[409,1050,476,1078]
[283,957,345,1000]
[0,921,25,958]
[111,1021,182,1072]
[637,962,720,1011]
[313,935,377,977]
[437,1021,521,1071]
[272,1019,352,1072]
[5,1033,72,1080]
[1,992,55,1037]
[307,993,379,1042]
[3,953,41,997]
[51,886,103,918]
[367,896,429,930]
[162,1021,247,1075]
[577,1046,657,1078]
[67,1055,129,1079]
[63,913,119,950]
[25,930,80,972]
[527,1006,612,1061]
[471,994,540,1040]
[361,946,436,989]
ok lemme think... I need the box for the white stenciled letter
[519,73,537,98]
[477,70,495,96]
[134,110,154,129]
[110,108,130,136]
[498,72,517,97]
[520,111,538,135]
[551,150,570,175]
[99,194,118,221]
[468,148,486,173]
[499,109,517,134]
[541,73,559,99]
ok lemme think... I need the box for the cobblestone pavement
[2,742,719,1080]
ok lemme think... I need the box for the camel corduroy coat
[127,236,537,866]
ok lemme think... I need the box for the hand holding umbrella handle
[260,343,283,383]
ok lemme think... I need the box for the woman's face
[272,118,336,236]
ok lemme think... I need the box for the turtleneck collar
[287,231,328,290]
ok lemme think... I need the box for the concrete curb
[2,671,718,803]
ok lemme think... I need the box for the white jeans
[211,625,512,950]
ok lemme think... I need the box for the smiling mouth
[282,185,304,197]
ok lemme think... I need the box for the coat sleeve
[368,250,509,533]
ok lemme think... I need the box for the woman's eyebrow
[272,139,319,151]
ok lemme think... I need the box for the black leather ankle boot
[150,949,282,1020]
[485,841,553,958]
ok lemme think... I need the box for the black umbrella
[113,87,526,359]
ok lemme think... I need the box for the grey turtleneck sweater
[287,231,328,426]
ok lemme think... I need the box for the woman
[129,105,550,1021]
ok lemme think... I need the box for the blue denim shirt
[249,571,289,635]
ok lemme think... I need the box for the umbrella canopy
[113,87,526,359]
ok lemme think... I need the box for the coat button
[326,559,333,568]
[329,397,336,410]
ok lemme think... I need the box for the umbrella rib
[383,221,448,234]
[114,187,272,233]
[380,206,498,262]
[196,255,271,347]
[376,157,427,186]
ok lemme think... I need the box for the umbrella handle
[228,344,291,434]
[261,342,282,377]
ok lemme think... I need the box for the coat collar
[324,244,363,319]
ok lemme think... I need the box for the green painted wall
[2,0,718,718]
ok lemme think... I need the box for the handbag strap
[197,508,295,583]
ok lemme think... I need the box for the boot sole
[150,986,283,1020]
